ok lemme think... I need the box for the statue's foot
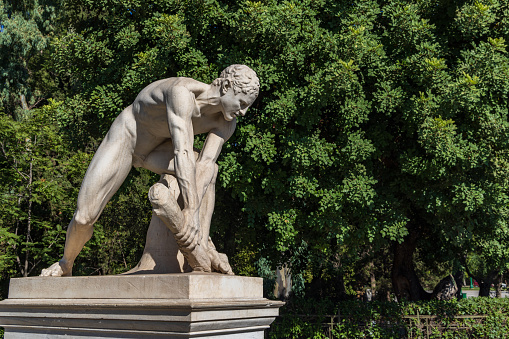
[40,260,71,277]
[206,237,233,275]
[182,244,212,273]
[210,252,234,275]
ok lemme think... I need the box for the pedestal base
[0,274,284,338]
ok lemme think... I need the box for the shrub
[268,298,509,338]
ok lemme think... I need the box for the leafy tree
[0,103,70,294]
[43,0,382,288]
[0,0,60,119]
[2,0,509,304]
[376,0,509,300]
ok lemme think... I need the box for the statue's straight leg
[41,107,153,276]
[61,110,138,275]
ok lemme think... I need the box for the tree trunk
[369,260,376,298]
[495,274,502,298]
[454,271,464,300]
[23,152,33,277]
[461,258,498,298]
[479,281,491,297]
[20,94,29,110]
[14,195,24,274]
[432,274,459,300]
[477,271,498,297]
[391,229,431,301]
[333,255,347,301]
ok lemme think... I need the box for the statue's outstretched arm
[195,121,235,206]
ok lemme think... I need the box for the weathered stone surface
[8,274,263,300]
[124,213,188,275]
[0,274,283,338]
[41,65,260,277]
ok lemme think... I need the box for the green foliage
[270,298,509,339]
[0,107,71,291]
[1,0,509,304]
[0,0,59,118]
[0,101,151,293]
[37,0,509,287]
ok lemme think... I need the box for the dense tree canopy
[1,0,509,301]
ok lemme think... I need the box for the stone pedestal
[0,274,284,338]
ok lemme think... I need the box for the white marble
[41,65,260,277]
[9,274,263,299]
[0,274,283,338]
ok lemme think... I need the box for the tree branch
[0,141,29,180]
[28,97,45,110]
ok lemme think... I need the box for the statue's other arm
[195,120,236,205]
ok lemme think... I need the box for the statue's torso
[130,77,231,138]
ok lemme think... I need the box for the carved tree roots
[148,181,233,275]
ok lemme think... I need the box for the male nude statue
[41,64,259,277]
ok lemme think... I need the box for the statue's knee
[132,154,145,168]
[73,211,94,231]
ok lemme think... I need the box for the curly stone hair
[212,64,260,95]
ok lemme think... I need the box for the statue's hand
[176,208,201,250]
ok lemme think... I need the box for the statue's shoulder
[135,78,177,98]
[150,77,207,95]
[136,78,191,100]
[145,77,182,91]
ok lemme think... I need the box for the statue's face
[219,85,258,121]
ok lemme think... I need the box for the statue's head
[213,65,260,121]
[213,64,260,96]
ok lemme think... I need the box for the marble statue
[40,65,260,277]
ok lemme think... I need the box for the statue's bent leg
[138,144,232,274]
[199,164,233,274]
[149,181,212,272]
[41,114,137,277]
[158,165,232,274]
